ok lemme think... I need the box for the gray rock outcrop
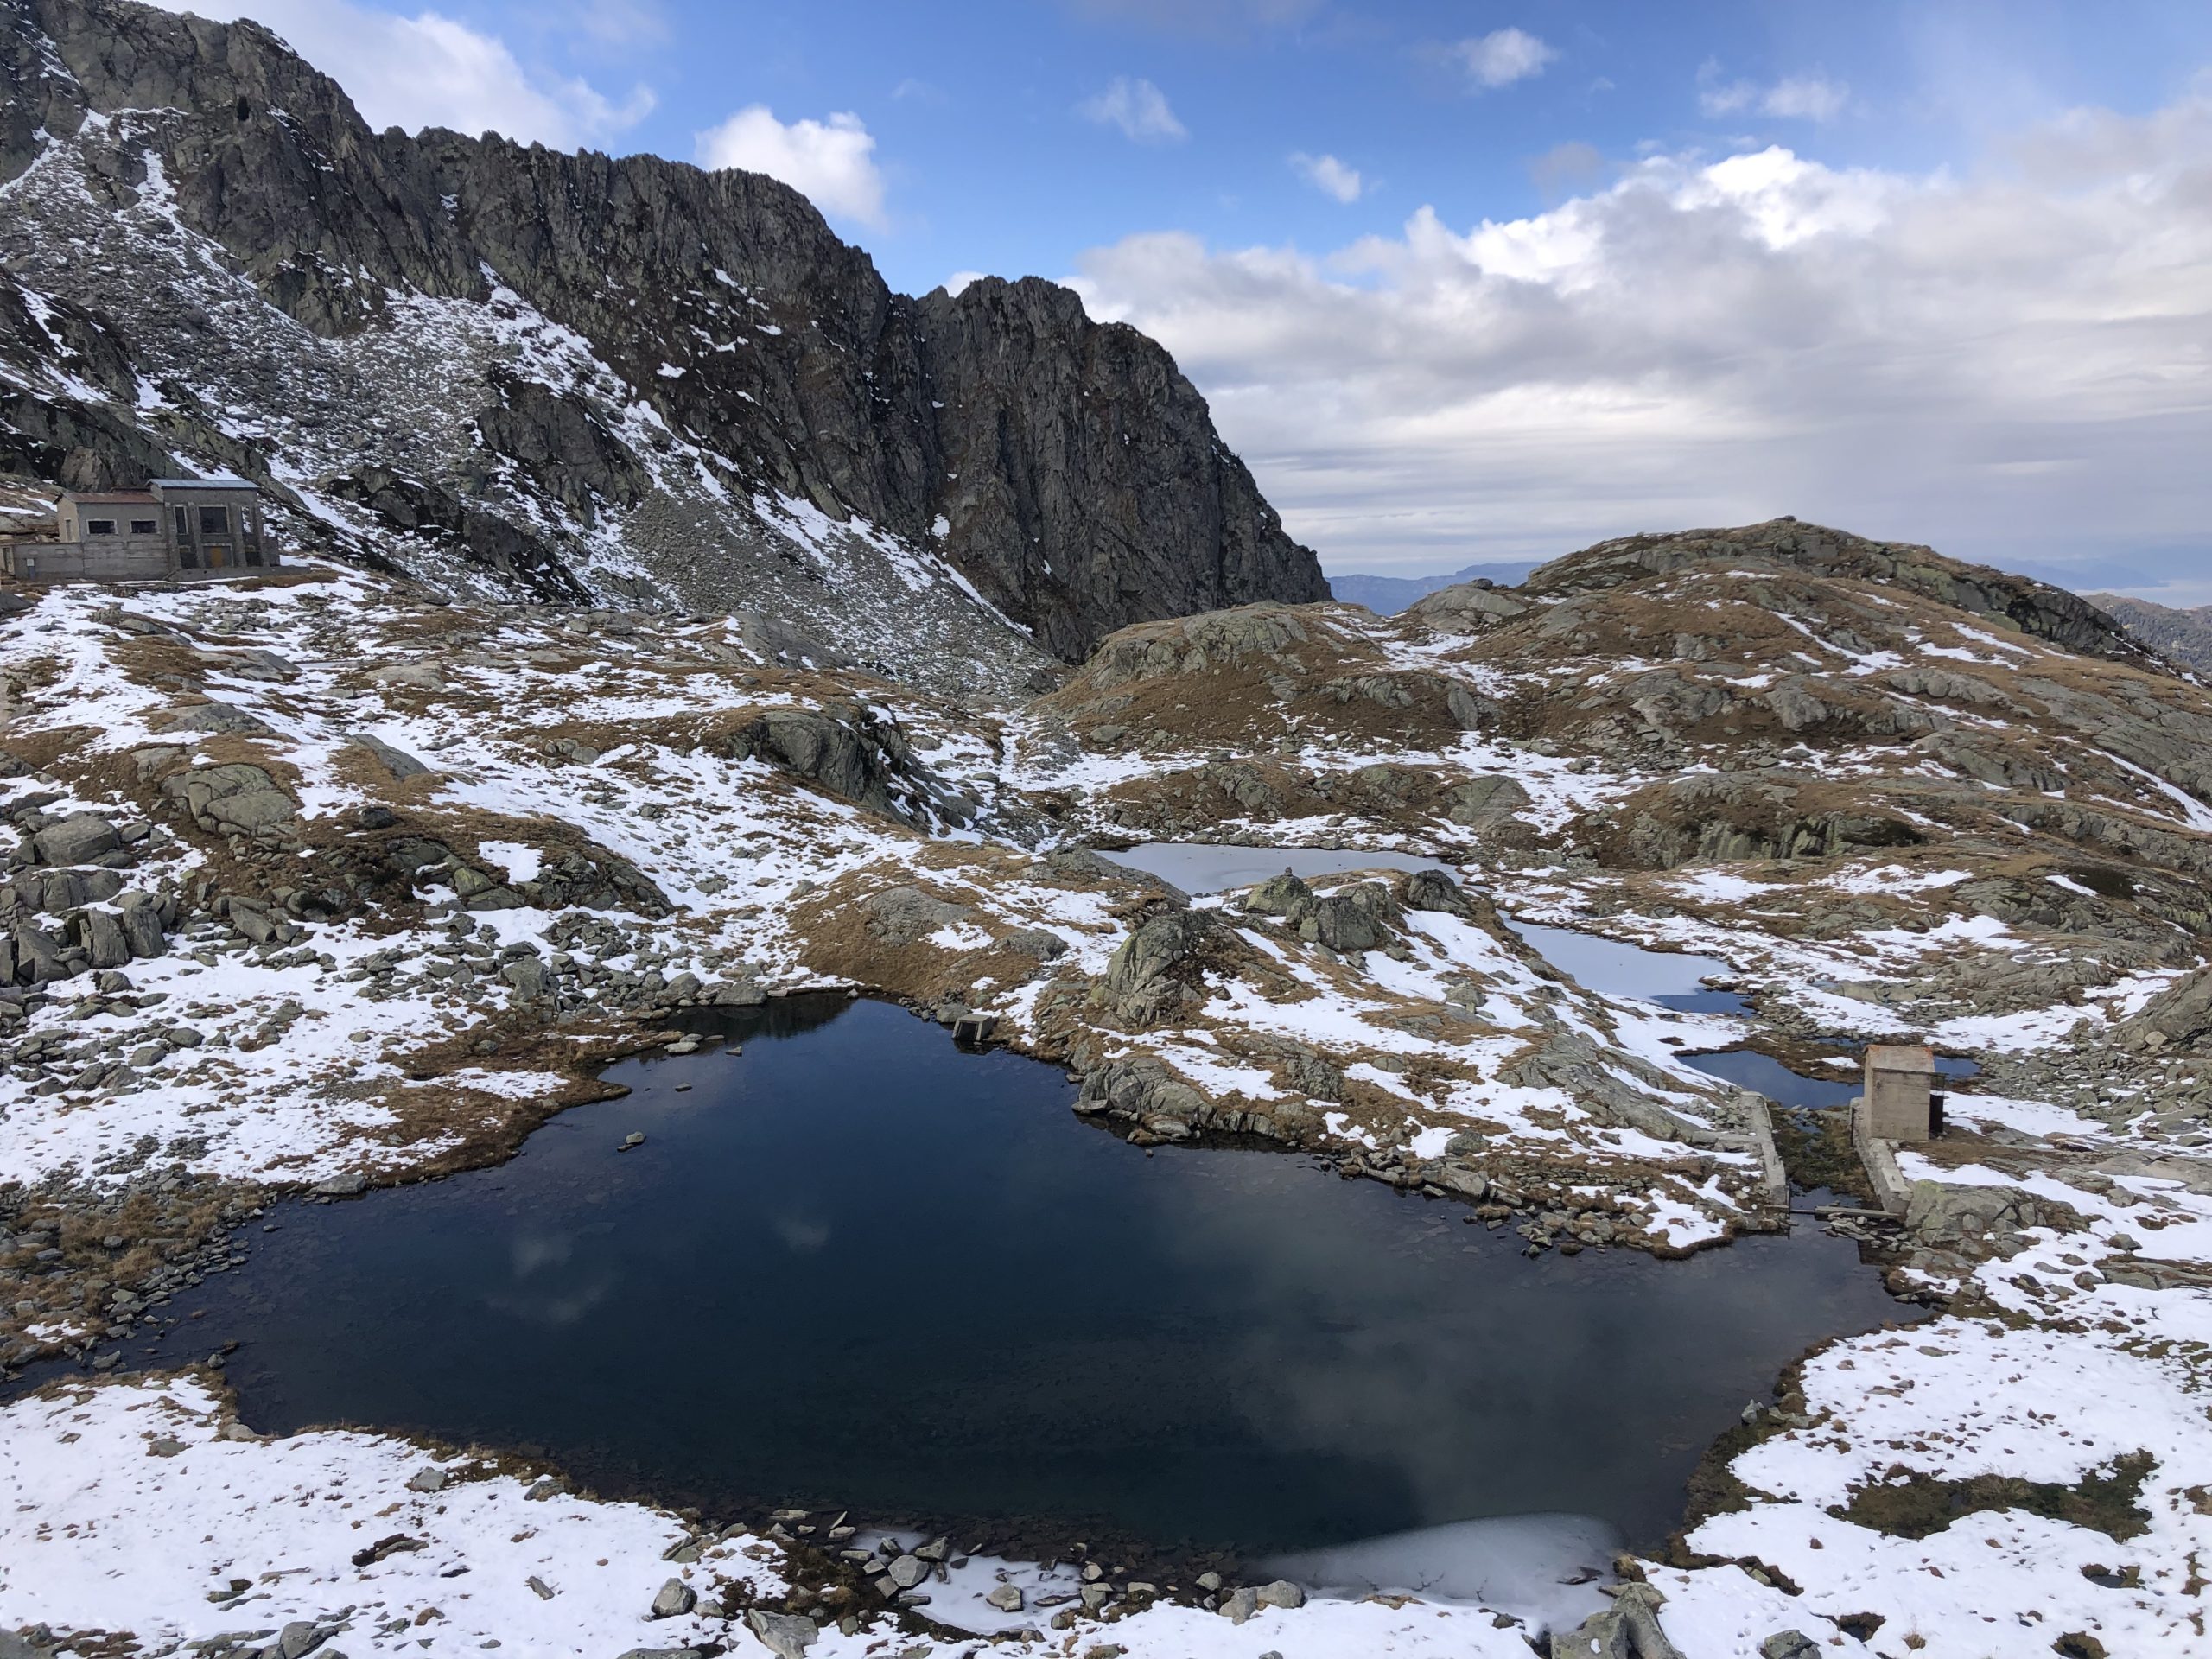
[0,0,1325,660]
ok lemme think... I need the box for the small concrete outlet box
[1863,1043,1936,1141]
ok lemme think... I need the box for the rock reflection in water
[125,995,1914,1555]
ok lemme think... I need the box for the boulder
[1549,1585,1682,1659]
[365,662,444,690]
[741,1611,817,1659]
[649,1576,696,1618]
[154,700,273,736]
[1079,1057,1211,1128]
[118,893,165,957]
[731,705,948,827]
[1299,892,1385,952]
[1903,1180,2085,1252]
[346,732,434,780]
[1407,581,1529,631]
[10,922,66,983]
[1401,868,1475,917]
[161,762,296,836]
[862,886,969,945]
[1242,871,1312,916]
[500,957,550,997]
[69,908,130,969]
[886,1554,929,1589]
[1099,908,1231,1026]
[1446,775,1531,829]
[30,813,120,866]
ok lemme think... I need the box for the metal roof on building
[149,476,257,491]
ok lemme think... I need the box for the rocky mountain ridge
[2088,591,2212,676]
[0,0,1325,680]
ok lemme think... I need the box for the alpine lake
[69,844,1933,1606]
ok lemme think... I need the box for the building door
[200,504,230,569]
[174,506,198,570]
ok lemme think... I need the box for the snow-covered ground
[5,559,2212,1656]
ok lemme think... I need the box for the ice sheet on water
[1266,1511,1622,1636]
[1100,841,1450,895]
[1506,918,1732,1004]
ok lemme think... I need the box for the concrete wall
[0,538,172,582]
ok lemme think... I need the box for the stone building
[0,476,275,582]
[1862,1043,1936,1141]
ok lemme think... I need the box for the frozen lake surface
[1504,918,1751,1014]
[89,995,1914,1563]
[1096,841,1450,895]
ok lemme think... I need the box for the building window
[199,505,231,536]
[86,518,116,535]
[130,518,157,535]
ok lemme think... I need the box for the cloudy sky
[171,2,2212,598]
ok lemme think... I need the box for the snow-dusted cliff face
[0,0,1325,680]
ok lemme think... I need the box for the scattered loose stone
[741,1610,818,1658]
[647,1576,695,1618]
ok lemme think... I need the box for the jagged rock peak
[0,0,1325,665]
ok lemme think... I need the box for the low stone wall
[1850,1093,1915,1215]
[1743,1092,1790,1209]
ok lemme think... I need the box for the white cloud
[166,0,652,147]
[1290,151,1364,203]
[1068,82,2212,590]
[695,107,888,230]
[944,270,988,296]
[1452,28,1557,91]
[1762,74,1852,121]
[1079,76,1189,143]
[1700,61,1851,123]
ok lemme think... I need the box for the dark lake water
[111,995,1914,1558]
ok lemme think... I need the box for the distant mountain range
[1326,560,1543,613]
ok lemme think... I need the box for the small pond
[1097,841,1449,895]
[94,996,1912,1565]
[1683,1048,1980,1110]
[1504,919,1751,1015]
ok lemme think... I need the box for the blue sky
[292,0,2212,296]
[191,3,2212,594]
